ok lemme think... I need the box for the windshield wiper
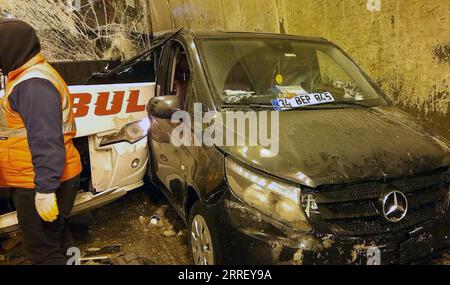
[222,101,370,111]
[221,103,274,110]
[222,92,276,110]
[284,100,370,111]
[324,101,371,108]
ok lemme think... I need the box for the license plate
[272,92,335,111]
[366,247,382,265]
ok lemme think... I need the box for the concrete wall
[150,0,450,139]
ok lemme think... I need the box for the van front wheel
[188,201,222,265]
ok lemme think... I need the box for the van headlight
[100,118,151,147]
[225,158,312,232]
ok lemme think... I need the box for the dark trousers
[10,176,80,265]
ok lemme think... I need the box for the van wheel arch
[185,185,200,220]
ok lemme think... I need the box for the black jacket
[0,19,66,193]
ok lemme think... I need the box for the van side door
[149,39,194,210]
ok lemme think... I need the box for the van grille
[314,169,449,236]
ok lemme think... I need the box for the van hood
[218,106,450,188]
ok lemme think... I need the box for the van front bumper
[212,190,450,265]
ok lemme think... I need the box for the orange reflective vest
[0,53,82,189]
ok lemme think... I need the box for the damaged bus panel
[0,58,156,235]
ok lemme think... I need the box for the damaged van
[147,30,450,265]
[0,56,156,236]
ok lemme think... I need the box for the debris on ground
[1,189,191,265]
[110,253,155,266]
[156,205,169,218]
[0,241,29,265]
[150,215,161,226]
[433,252,450,265]
[139,216,149,226]
[1,233,22,252]
[0,234,25,264]
[162,228,177,238]
[1,256,28,265]
[139,204,184,240]
[81,244,124,263]
[79,245,155,265]
[177,230,188,245]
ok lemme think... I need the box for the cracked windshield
[198,38,388,110]
[0,0,152,61]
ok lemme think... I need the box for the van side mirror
[148,96,180,120]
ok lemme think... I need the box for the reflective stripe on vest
[0,62,76,138]
[0,54,82,189]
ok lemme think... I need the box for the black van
[147,29,450,265]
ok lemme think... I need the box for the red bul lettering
[71,89,146,118]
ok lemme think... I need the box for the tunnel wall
[151,0,450,138]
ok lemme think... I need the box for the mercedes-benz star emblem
[382,191,408,223]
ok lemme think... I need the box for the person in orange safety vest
[0,18,82,265]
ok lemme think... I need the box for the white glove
[35,192,59,222]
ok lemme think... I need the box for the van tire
[188,201,223,265]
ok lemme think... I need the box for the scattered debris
[137,204,182,239]
[80,245,155,266]
[156,205,169,217]
[1,191,192,265]
[5,257,28,265]
[80,245,153,265]
[0,235,28,265]
[79,245,155,265]
[351,244,370,263]
[150,215,161,226]
[1,233,22,252]
[322,235,335,249]
[155,220,167,229]
[110,253,155,265]
[434,253,450,265]
[139,216,149,226]
[162,225,177,238]
[177,230,188,245]
[269,241,284,261]
[293,249,304,265]
[81,244,123,263]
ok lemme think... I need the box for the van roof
[154,29,331,43]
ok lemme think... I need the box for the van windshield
[197,37,387,109]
